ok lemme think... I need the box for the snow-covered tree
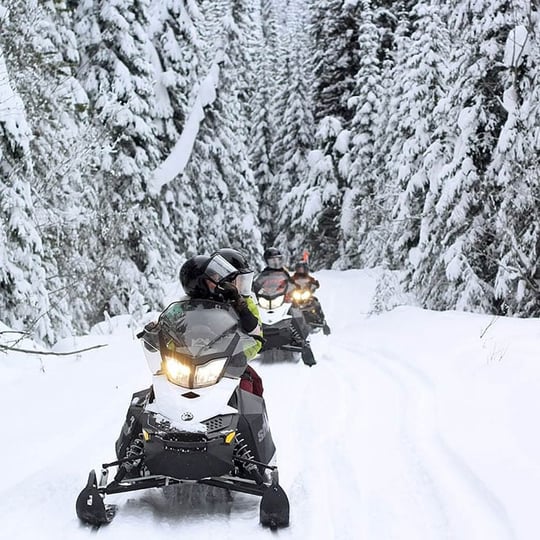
[491,10,540,315]
[409,0,519,312]
[384,2,449,270]
[0,39,50,339]
[74,0,176,321]
[271,1,315,263]
[341,0,385,267]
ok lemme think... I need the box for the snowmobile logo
[181,412,194,421]
[257,412,270,442]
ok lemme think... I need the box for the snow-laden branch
[149,50,224,195]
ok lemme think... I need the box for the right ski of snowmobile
[76,299,289,529]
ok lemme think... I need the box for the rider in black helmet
[253,247,316,366]
[211,248,265,395]
[254,247,296,300]
[179,253,262,342]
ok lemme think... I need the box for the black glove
[216,281,242,304]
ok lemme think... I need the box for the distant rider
[253,247,316,366]
[292,260,331,335]
[253,247,297,302]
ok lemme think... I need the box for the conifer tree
[0,41,50,339]
[183,0,262,261]
[250,0,279,246]
[342,0,384,267]
[271,3,315,262]
[410,0,517,312]
[74,0,176,321]
[384,2,449,270]
[491,6,540,315]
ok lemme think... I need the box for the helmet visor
[266,256,283,269]
[204,254,237,285]
[235,271,254,296]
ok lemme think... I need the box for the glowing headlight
[292,290,311,302]
[164,356,192,387]
[164,356,227,389]
[259,297,271,309]
[194,358,227,387]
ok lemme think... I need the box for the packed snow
[1,269,538,539]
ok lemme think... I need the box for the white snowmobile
[76,299,289,528]
[253,272,315,366]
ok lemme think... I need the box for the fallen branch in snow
[0,343,108,356]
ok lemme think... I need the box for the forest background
[1,0,539,344]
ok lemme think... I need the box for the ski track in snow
[354,344,517,540]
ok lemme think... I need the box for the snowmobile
[253,273,315,366]
[290,287,331,335]
[76,299,289,529]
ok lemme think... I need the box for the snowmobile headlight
[270,295,284,309]
[293,289,311,301]
[193,358,227,388]
[164,356,227,389]
[259,297,271,310]
[163,356,192,388]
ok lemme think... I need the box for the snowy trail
[0,269,536,539]
[364,346,516,540]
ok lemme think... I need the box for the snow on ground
[1,269,539,539]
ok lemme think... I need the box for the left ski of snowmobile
[76,299,289,529]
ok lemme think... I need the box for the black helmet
[213,248,254,295]
[179,255,211,297]
[180,253,239,299]
[264,247,283,269]
[295,261,309,275]
[214,248,251,273]
[264,247,281,260]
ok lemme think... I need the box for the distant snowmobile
[76,299,289,529]
[253,272,315,366]
[290,287,331,335]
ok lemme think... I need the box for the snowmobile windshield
[253,273,288,299]
[157,299,256,362]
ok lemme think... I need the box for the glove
[216,281,242,304]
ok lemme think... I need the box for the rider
[253,247,296,301]
[253,247,317,367]
[179,251,265,396]
[211,248,265,396]
[292,260,331,335]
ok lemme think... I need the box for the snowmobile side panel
[115,387,151,460]
[236,390,276,465]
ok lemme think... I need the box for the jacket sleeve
[235,300,259,334]
[243,296,263,358]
